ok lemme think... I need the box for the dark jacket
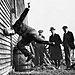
[49,34,62,60]
[13,8,35,36]
[63,31,75,49]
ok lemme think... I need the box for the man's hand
[48,41,55,46]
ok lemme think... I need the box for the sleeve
[70,32,74,43]
[56,34,62,45]
[49,36,51,42]
[13,8,29,27]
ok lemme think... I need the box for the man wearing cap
[33,30,47,69]
[62,26,75,69]
[31,30,44,68]
[49,27,62,69]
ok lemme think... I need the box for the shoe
[70,64,75,69]
[26,55,33,62]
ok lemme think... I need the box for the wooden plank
[12,41,17,46]
[4,0,11,9]
[0,54,11,59]
[0,37,11,44]
[0,7,10,21]
[0,14,10,25]
[0,7,10,25]
[0,44,11,50]
[12,39,17,44]
[0,65,12,74]
[0,29,3,34]
[0,49,11,54]
[0,23,6,29]
[1,0,10,12]
[0,62,11,69]
[0,34,11,42]
[12,34,19,45]
[12,35,19,42]
[2,68,12,75]
[0,13,10,25]
[0,39,11,46]
[0,59,11,64]
[1,0,10,16]
[12,37,18,43]
[0,17,10,27]
[0,15,10,27]
[0,43,11,47]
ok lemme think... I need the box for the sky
[25,0,75,40]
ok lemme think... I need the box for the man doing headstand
[3,4,53,62]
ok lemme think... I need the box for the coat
[63,31,75,49]
[49,33,62,60]
[13,8,36,37]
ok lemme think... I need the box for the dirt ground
[13,65,75,75]
[13,70,75,75]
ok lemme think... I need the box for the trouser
[32,47,39,66]
[32,46,44,66]
[39,51,44,66]
[54,60,60,67]
[17,37,32,57]
[64,46,70,67]
[17,30,50,58]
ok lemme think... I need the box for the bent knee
[30,30,38,35]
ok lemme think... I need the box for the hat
[62,26,68,29]
[38,30,43,33]
[49,27,55,31]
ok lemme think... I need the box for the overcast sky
[25,0,75,40]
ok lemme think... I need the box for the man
[49,27,62,69]
[31,30,50,69]
[31,30,45,69]
[3,5,53,62]
[62,26,75,69]
[35,30,46,68]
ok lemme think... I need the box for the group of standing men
[3,5,75,70]
[49,26,75,70]
[31,26,75,70]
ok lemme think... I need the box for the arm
[70,32,74,43]
[13,8,29,27]
[13,3,30,27]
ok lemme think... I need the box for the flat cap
[38,30,43,33]
[50,27,55,31]
[62,26,68,29]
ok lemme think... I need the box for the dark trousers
[54,60,60,67]
[39,51,44,66]
[17,36,32,57]
[64,46,70,67]
[33,47,44,66]
[32,48,39,66]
